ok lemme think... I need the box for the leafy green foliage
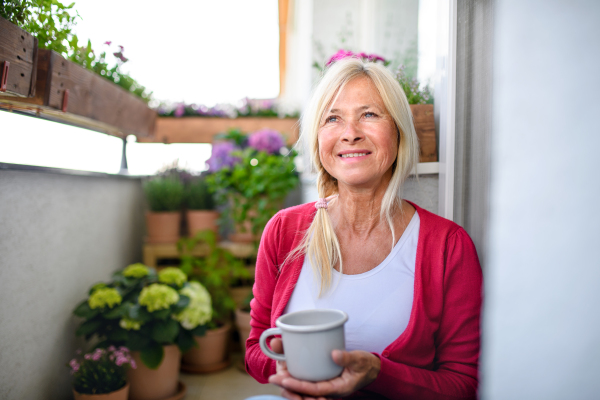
[1,0,33,26]
[24,0,79,56]
[185,177,215,210]
[140,343,164,370]
[205,129,299,245]
[395,64,433,105]
[178,230,249,327]
[143,176,185,212]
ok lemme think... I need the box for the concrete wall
[0,168,145,400]
[481,1,600,398]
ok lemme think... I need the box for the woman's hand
[268,338,381,399]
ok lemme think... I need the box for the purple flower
[84,354,92,360]
[207,142,241,172]
[174,103,185,118]
[116,356,128,366]
[248,129,285,154]
[104,41,112,46]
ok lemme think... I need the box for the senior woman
[245,57,482,400]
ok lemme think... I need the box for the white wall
[481,1,600,398]
[0,169,145,400]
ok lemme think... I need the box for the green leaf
[140,343,164,369]
[177,329,197,353]
[125,331,151,351]
[191,325,207,337]
[151,319,180,344]
[107,328,129,342]
[103,304,125,319]
[73,300,98,319]
[75,319,102,337]
[171,294,190,313]
[153,309,171,320]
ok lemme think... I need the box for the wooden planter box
[1,42,156,138]
[0,17,38,97]
[144,105,437,162]
[143,116,299,145]
[411,104,437,162]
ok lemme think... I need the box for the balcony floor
[180,352,282,400]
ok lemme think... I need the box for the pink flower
[326,49,388,67]
[104,41,112,46]
[69,359,80,373]
[130,359,137,369]
[84,354,91,360]
[116,356,128,366]
[108,345,116,352]
[92,352,102,361]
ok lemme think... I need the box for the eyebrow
[327,105,383,114]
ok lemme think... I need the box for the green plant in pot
[178,229,250,372]
[143,176,184,243]
[205,128,299,245]
[185,176,219,237]
[73,264,211,399]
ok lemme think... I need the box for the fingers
[271,337,284,354]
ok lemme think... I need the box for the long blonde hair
[290,57,419,294]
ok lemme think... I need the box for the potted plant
[184,176,219,237]
[143,176,185,243]
[73,264,211,400]
[178,230,250,372]
[234,291,253,369]
[205,128,300,244]
[68,346,136,400]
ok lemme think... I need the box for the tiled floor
[180,352,282,400]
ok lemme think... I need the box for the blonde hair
[290,57,420,294]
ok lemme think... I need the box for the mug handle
[259,327,286,361]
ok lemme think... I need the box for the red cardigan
[246,201,482,400]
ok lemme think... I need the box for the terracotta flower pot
[128,345,181,400]
[235,308,252,358]
[146,211,181,243]
[186,210,219,237]
[73,383,129,400]
[181,323,231,373]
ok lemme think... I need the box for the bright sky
[0,0,279,175]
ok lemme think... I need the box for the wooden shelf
[143,241,255,268]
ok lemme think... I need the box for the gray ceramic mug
[259,309,348,382]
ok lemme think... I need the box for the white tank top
[284,212,419,354]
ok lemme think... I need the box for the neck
[329,177,394,236]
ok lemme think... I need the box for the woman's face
[318,76,398,191]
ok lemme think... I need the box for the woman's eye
[325,116,338,123]
[364,112,377,118]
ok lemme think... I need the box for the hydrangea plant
[73,264,212,369]
[68,346,135,395]
[205,128,299,244]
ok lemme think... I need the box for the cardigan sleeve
[244,213,283,383]
[362,228,483,400]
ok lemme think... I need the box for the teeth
[341,153,367,158]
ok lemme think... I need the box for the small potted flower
[205,128,299,244]
[143,176,185,243]
[73,264,211,400]
[184,176,218,237]
[69,346,136,400]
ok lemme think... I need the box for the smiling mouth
[339,152,370,158]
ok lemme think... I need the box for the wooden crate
[141,117,299,145]
[0,16,37,97]
[411,104,437,163]
[143,241,255,268]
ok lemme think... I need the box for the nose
[341,120,364,144]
